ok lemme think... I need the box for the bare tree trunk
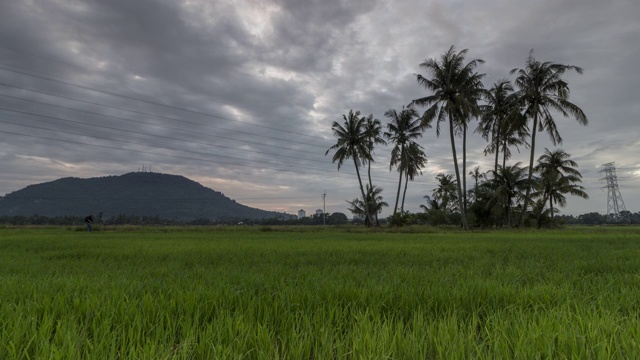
[353,157,371,226]
[519,112,538,227]
[393,169,403,216]
[393,144,404,217]
[368,159,379,225]
[462,123,467,216]
[536,193,549,229]
[449,112,469,230]
[502,138,507,170]
[401,171,409,213]
[494,120,500,173]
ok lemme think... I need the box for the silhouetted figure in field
[85,213,94,232]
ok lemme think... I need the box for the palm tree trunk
[393,168,403,216]
[502,139,507,170]
[353,158,371,226]
[401,171,409,213]
[494,121,500,173]
[507,194,512,227]
[474,177,478,203]
[449,112,469,230]
[549,196,554,220]
[462,123,467,216]
[519,112,538,227]
[536,193,549,229]
[393,144,405,217]
[368,159,379,225]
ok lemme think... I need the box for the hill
[0,172,286,220]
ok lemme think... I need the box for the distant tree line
[0,212,351,226]
[1,210,638,227]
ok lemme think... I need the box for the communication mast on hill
[600,162,629,223]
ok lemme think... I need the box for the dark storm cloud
[0,0,638,216]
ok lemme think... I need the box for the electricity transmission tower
[600,162,629,223]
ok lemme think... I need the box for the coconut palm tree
[487,163,531,227]
[432,173,458,213]
[411,46,485,230]
[468,166,484,203]
[477,79,528,173]
[362,114,386,189]
[384,107,425,216]
[325,109,371,225]
[511,50,588,226]
[400,142,428,212]
[497,113,530,170]
[533,148,588,225]
[347,185,388,226]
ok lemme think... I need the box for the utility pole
[322,190,326,226]
[600,162,629,223]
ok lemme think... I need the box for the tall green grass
[1,226,640,359]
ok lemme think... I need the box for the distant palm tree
[325,109,371,225]
[487,163,530,227]
[400,142,428,212]
[347,185,388,226]
[477,80,528,173]
[468,166,484,203]
[420,195,440,212]
[384,107,425,216]
[534,148,588,225]
[432,173,458,213]
[362,114,386,190]
[411,46,485,230]
[497,113,530,170]
[511,50,588,226]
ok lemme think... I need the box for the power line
[0,82,330,151]
[0,64,330,144]
[0,129,410,186]
[0,43,325,137]
[0,99,332,165]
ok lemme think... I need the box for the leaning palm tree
[400,142,428,212]
[533,148,588,225]
[511,50,588,226]
[325,109,371,225]
[411,46,485,230]
[546,175,589,218]
[384,107,426,216]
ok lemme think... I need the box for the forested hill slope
[0,172,285,220]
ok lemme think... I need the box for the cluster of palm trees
[326,46,588,228]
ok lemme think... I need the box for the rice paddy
[1,226,640,359]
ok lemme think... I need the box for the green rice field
[1,225,640,359]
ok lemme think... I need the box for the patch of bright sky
[262,66,295,81]
[16,154,83,171]
[222,104,249,122]
[237,0,282,40]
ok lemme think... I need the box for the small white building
[298,209,306,218]
[316,209,323,216]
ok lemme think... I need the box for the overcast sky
[0,0,638,218]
